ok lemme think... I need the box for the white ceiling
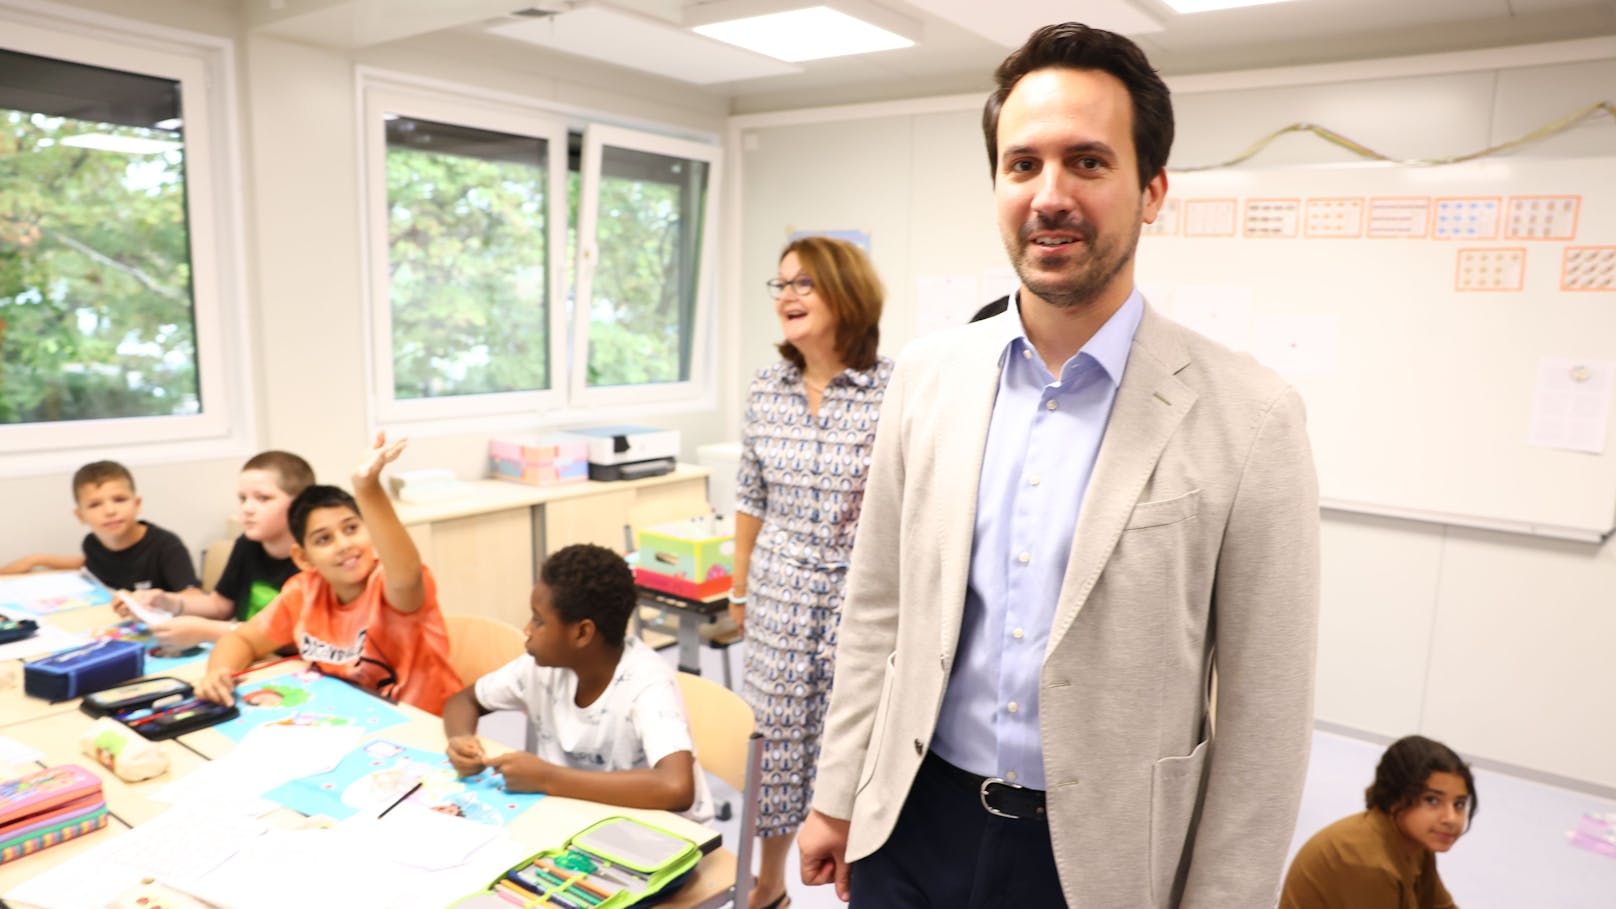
[245,0,1616,112]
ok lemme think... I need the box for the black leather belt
[925,752,1047,821]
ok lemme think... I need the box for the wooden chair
[199,539,234,593]
[443,613,527,686]
[673,672,764,909]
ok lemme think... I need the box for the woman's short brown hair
[775,235,883,372]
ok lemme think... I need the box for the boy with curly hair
[442,543,713,821]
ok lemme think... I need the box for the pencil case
[0,765,109,864]
[80,676,193,717]
[114,696,239,741]
[79,717,173,781]
[0,807,110,864]
[0,616,39,644]
[23,638,145,701]
[450,816,701,908]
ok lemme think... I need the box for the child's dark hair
[288,485,361,545]
[1365,735,1478,825]
[72,460,134,498]
[243,450,315,497]
[539,544,635,649]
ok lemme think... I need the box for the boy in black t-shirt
[122,451,315,650]
[1,461,200,593]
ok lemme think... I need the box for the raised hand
[353,431,408,487]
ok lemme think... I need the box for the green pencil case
[451,816,701,909]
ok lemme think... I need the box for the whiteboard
[1136,157,1616,541]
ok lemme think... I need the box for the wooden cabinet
[398,466,710,627]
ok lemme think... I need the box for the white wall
[728,42,1616,791]
[0,0,736,571]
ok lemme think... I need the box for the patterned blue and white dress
[735,356,893,836]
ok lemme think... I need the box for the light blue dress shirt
[929,289,1144,790]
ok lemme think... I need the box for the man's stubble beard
[1009,210,1143,311]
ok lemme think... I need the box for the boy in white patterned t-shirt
[442,543,714,822]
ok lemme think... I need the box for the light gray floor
[491,640,1616,908]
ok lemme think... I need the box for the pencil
[377,780,422,818]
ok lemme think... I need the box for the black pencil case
[116,697,239,740]
[0,617,39,644]
[80,677,193,717]
[24,639,146,701]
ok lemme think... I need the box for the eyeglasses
[766,276,815,299]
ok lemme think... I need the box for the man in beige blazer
[799,23,1320,909]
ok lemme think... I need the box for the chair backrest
[675,671,755,794]
[199,539,234,593]
[444,614,528,685]
[675,671,763,906]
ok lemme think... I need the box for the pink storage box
[489,437,590,487]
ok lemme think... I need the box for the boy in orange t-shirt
[197,434,462,715]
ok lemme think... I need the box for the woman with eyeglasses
[1280,735,1477,908]
[730,235,892,909]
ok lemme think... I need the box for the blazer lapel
[935,319,1012,662]
[1046,306,1197,657]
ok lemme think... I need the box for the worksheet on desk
[212,669,408,742]
[0,621,83,661]
[0,573,111,615]
[3,805,268,909]
[262,738,546,825]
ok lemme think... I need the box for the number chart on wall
[1136,157,1616,540]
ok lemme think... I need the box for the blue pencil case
[24,639,146,702]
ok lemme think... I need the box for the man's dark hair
[540,543,636,649]
[72,460,135,499]
[982,22,1174,189]
[288,484,361,545]
[1364,735,1478,828]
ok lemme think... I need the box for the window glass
[585,145,709,388]
[0,48,197,424]
[385,115,551,399]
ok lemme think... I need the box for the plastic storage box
[635,514,734,599]
[489,437,590,487]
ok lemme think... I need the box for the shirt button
[1046,399,1058,411]
[1017,551,1030,564]
[1028,475,1041,486]
[914,739,924,755]
[1007,701,1019,713]
[1013,628,1025,639]
[1006,770,1018,782]
[1022,349,1032,360]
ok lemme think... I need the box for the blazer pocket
[1148,739,1209,907]
[855,652,899,793]
[1126,489,1201,530]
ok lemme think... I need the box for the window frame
[570,123,723,410]
[360,83,571,427]
[358,73,724,435]
[0,6,250,476]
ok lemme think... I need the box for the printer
[572,425,680,481]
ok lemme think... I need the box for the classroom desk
[633,587,732,677]
[0,602,212,730]
[1,657,732,909]
[7,708,209,826]
[396,467,712,630]
[0,814,133,895]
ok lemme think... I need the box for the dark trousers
[848,753,1067,908]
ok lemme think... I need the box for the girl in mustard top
[1281,735,1477,909]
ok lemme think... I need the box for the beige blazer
[813,304,1321,908]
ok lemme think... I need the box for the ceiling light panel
[1159,0,1298,12]
[906,0,1164,48]
[693,7,915,62]
[488,5,802,85]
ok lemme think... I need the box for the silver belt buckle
[979,776,1026,818]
